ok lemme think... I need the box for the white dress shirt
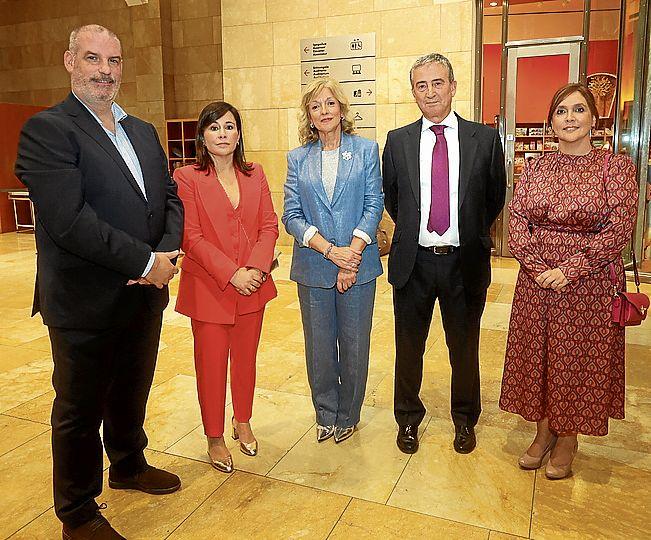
[418,110,460,247]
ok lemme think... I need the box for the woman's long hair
[297,78,355,145]
[194,101,253,176]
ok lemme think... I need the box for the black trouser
[393,249,486,428]
[48,300,162,528]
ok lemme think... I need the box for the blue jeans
[297,280,376,428]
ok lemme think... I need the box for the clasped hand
[230,267,265,296]
[328,246,362,272]
[535,267,569,291]
[337,269,357,293]
[127,250,179,289]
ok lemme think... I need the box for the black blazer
[382,114,506,293]
[15,93,184,329]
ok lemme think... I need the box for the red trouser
[191,309,264,437]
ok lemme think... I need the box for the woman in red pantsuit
[174,102,278,473]
[500,84,638,479]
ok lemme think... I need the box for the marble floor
[1,231,650,539]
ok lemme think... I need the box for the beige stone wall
[221,0,475,247]
[170,0,223,120]
[0,0,170,136]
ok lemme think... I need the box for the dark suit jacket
[382,114,506,293]
[15,93,184,329]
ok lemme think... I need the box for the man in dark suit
[382,53,506,455]
[15,25,184,539]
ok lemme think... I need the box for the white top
[321,148,339,202]
[418,110,460,247]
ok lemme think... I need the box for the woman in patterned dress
[499,83,638,479]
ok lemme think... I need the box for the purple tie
[427,124,450,235]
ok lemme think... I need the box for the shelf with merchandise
[513,122,555,177]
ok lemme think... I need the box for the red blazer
[174,163,278,324]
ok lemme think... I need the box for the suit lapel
[456,114,477,210]
[402,120,421,207]
[330,133,353,207]
[236,167,259,233]
[304,141,331,211]
[121,117,155,202]
[62,94,146,203]
[196,169,231,237]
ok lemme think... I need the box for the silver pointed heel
[334,425,356,444]
[232,418,258,456]
[316,424,335,442]
[206,450,233,473]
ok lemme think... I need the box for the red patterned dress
[499,149,638,436]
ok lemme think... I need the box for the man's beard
[72,74,120,103]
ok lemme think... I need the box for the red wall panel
[482,40,619,124]
[0,103,46,232]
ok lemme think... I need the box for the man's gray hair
[409,53,455,85]
[68,24,120,53]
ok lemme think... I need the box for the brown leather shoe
[62,505,125,539]
[108,465,181,495]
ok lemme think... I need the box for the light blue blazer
[282,132,384,288]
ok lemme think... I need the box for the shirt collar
[72,92,128,127]
[421,110,457,132]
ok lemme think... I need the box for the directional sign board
[300,58,376,86]
[300,35,376,62]
[340,81,376,106]
[300,33,376,140]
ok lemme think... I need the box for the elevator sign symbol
[350,39,363,51]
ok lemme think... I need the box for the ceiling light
[489,2,498,6]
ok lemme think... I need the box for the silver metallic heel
[316,424,335,442]
[232,417,258,456]
[206,450,233,473]
[334,425,356,444]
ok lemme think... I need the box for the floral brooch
[341,151,352,161]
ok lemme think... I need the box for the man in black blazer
[382,53,505,455]
[15,25,184,539]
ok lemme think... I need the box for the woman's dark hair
[547,83,599,127]
[194,101,253,176]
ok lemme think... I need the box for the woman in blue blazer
[283,78,383,444]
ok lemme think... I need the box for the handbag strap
[602,151,611,179]
[631,250,641,291]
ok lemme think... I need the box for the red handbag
[610,252,649,327]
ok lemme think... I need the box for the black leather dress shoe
[453,425,476,454]
[396,424,419,454]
